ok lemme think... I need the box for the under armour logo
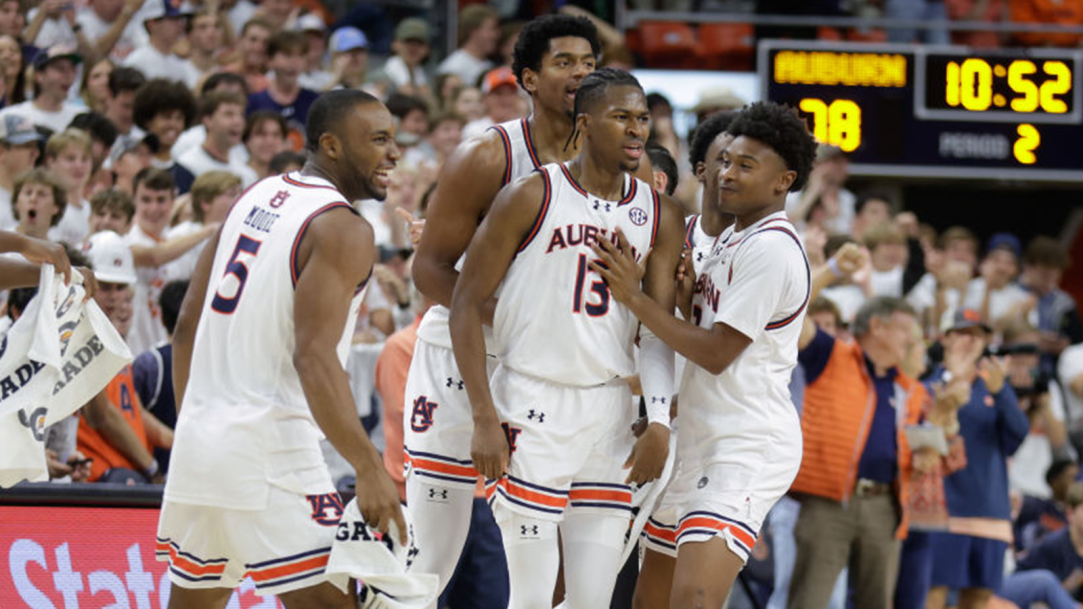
[428,488,448,500]
[696,252,705,262]
[446,377,464,390]
[592,201,611,212]
[527,409,545,423]
[269,190,290,208]
[651,397,666,404]
[521,525,539,536]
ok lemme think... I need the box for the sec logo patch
[628,207,648,226]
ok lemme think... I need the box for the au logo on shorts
[501,422,522,453]
[410,396,438,432]
[307,492,345,526]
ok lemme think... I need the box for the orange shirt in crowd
[76,365,151,482]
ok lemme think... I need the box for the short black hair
[70,112,119,149]
[270,151,306,173]
[647,144,677,196]
[855,189,896,216]
[511,14,600,90]
[159,280,189,335]
[1047,459,1078,485]
[725,101,816,192]
[108,67,146,97]
[567,67,642,150]
[305,89,381,153]
[200,71,248,97]
[385,92,429,121]
[133,79,198,132]
[688,110,738,168]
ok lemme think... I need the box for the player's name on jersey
[545,222,645,263]
[243,206,281,233]
[696,273,721,314]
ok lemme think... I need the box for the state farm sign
[1,506,283,608]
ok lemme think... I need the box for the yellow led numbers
[1013,124,1039,164]
[799,98,862,152]
[945,59,1071,114]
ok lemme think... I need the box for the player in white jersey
[450,68,684,609]
[157,90,406,608]
[404,15,606,607]
[594,101,817,609]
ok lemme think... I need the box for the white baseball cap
[83,230,136,285]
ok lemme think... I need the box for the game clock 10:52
[918,49,1081,124]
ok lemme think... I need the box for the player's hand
[394,206,425,248]
[675,248,696,317]
[590,228,648,305]
[624,422,669,485]
[18,235,72,284]
[471,417,509,481]
[355,466,408,545]
[76,267,98,302]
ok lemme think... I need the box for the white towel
[325,498,438,609]
[0,265,132,487]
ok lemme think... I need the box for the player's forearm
[626,292,735,375]
[0,258,40,290]
[449,301,499,424]
[295,349,383,473]
[412,254,459,308]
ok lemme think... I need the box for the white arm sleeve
[639,326,675,428]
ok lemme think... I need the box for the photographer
[1003,319,1074,501]
[926,310,1030,609]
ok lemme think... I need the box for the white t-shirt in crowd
[123,44,201,90]
[382,56,428,89]
[171,125,249,166]
[869,266,904,298]
[0,101,82,134]
[26,9,76,48]
[124,222,172,356]
[299,69,334,92]
[47,199,91,246]
[176,145,259,188]
[436,49,492,88]
[161,220,208,281]
[821,284,867,325]
[963,278,1031,324]
[76,7,149,62]
[358,199,392,249]
[227,0,258,37]
[462,116,495,141]
[1009,383,1070,499]
[0,186,13,231]
[1058,344,1083,435]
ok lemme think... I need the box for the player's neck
[734,199,785,232]
[301,161,350,199]
[569,154,623,201]
[698,192,733,237]
[527,107,575,164]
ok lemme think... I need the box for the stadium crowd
[1,1,1082,608]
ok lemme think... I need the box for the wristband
[142,459,159,479]
[827,257,843,278]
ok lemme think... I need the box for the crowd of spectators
[1,1,1081,608]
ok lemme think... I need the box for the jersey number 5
[573,253,610,317]
[211,235,262,314]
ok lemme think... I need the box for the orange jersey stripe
[644,522,677,543]
[568,489,631,503]
[158,542,227,576]
[677,517,756,549]
[500,479,567,509]
[408,456,478,478]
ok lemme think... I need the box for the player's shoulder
[445,128,511,174]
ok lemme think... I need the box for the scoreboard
[758,40,1083,181]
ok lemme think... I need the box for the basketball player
[592,101,817,609]
[404,15,604,605]
[449,68,685,609]
[157,90,405,608]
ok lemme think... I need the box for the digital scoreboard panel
[759,41,1083,181]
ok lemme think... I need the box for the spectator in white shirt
[108,133,157,196]
[185,9,226,79]
[907,226,979,336]
[0,114,43,231]
[295,13,333,92]
[176,91,257,187]
[863,222,908,298]
[44,128,93,245]
[0,45,83,134]
[242,110,286,180]
[382,18,431,99]
[964,232,1031,334]
[437,4,499,88]
[123,0,200,90]
[171,71,248,163]
[75,0,149,63]
[164,169,238,279]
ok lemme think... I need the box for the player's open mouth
[565,87,578,101]
[374,169,391,187]
[624,143,643,159]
